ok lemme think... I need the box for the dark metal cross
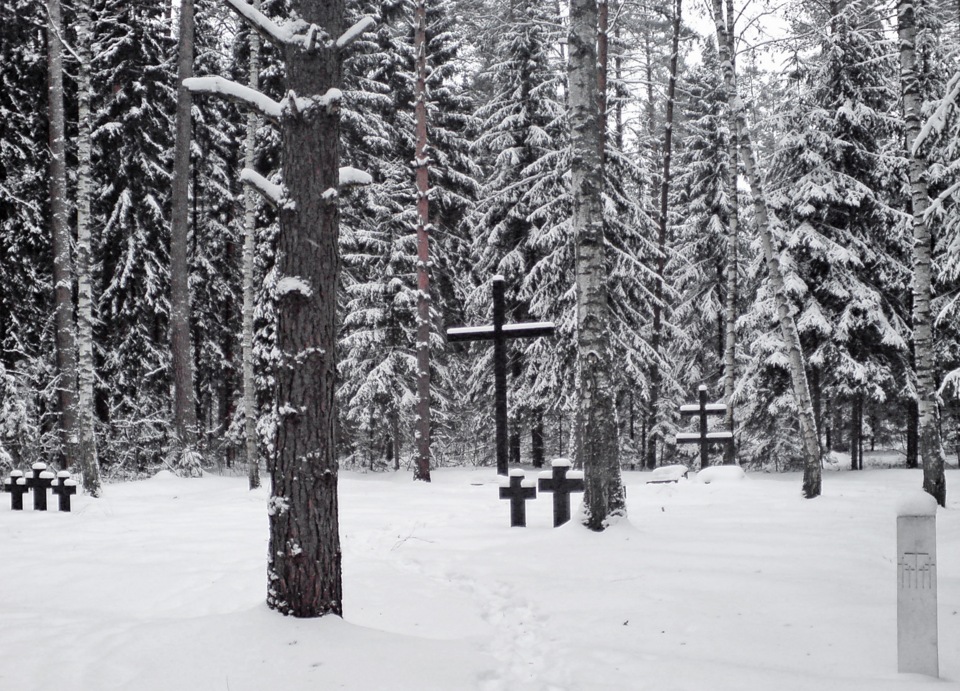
[538,460,584,527]
[24,463,54,511]
[447,276,555,475]
[52,472,78,512]
[498,470,537,527]
[3,470,28,511]
[676,385,733,470]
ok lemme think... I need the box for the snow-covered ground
[1,463,958,690]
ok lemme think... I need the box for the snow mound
[152,470,178,481]
[695,466,746,484]
[647,465,689,484]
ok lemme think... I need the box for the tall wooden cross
[447,276,555,475]
[676,385,734,470]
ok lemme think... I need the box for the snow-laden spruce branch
[913,70,960,156]
[184,76,345,122]
[240,169,285,207]
[222,0,374,51]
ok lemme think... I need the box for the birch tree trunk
[75,0,103,496]
[720,0,740,465]
[569,0,626,530]
[898,0,947,505]
[46,0,79,472]
[242,0,262,491]
[413,0,432,482]
[710,0,821,495]
[170,0,200,473]
[266,0,345,617]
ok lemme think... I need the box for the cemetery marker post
[446,275,555,475]
[676,385,733,470]
[52,471,78,512]
[897,492,939,677]
[25,463,55,511]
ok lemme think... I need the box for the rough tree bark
[75,0,103,496]
[266,0,347,617]
[242,0,262,491]
[46,0,79,472]
[413,0,432,482]
[898,0,946,505]
[170,0,201,473]
[710,0,822,496]
[569,0,626,530]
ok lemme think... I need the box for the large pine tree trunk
[710,0,821,495]
[46,0,79,472]
[170,0,200,472]
[569,0,625,530]
[413,0,432,482]
[75,0,102,496]
[242,0,262,491]
[898,0,946,505]
[267,0,344,617]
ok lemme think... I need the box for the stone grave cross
[447,275,555,475]
[3,470,28,510]
[51,471,78,512]
[499,469,537,527]
[538,459,584,527]
[676,385,733,470]
[24,463,55,511]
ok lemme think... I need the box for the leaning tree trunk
[46,0,79,472]
[898,0,946,505]
[170,0,200,473]
[75,0,103,496]
[242,0,262,491]
[267,0,346,617]
[413,0,432,482]
[710,0,821,496]
[569,0,626,530]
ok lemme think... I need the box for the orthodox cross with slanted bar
[446,275,555,475]
[676,385,733,470]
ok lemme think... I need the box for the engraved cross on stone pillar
[446,275,555,475]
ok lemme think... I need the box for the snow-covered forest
[2,0,960,488]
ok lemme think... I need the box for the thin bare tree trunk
[413,0,432,482]
[570,0,626,530]
[170,0,200,473]
[721,0,740,465]
[710,0,821,495]
[898,0,946,505]
[243,0,262,490]
[46,0,79,472]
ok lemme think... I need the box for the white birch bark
[710,0,821,495]
[898,0,947,505]
[243,0,262,491]
[569,0,625,529]
[75,0,103,497]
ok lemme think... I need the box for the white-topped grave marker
[897,491,938,677]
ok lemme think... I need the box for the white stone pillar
[897,491,938,677]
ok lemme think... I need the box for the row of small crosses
[499,459,584,528]
[3,463,77,512]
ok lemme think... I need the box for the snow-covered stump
[897,492,939,677]
[538,459,584,527]
[2,470,28,510]
[498,470,536,527]
[25,463,55,511]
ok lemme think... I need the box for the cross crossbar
[675,385,734,470]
